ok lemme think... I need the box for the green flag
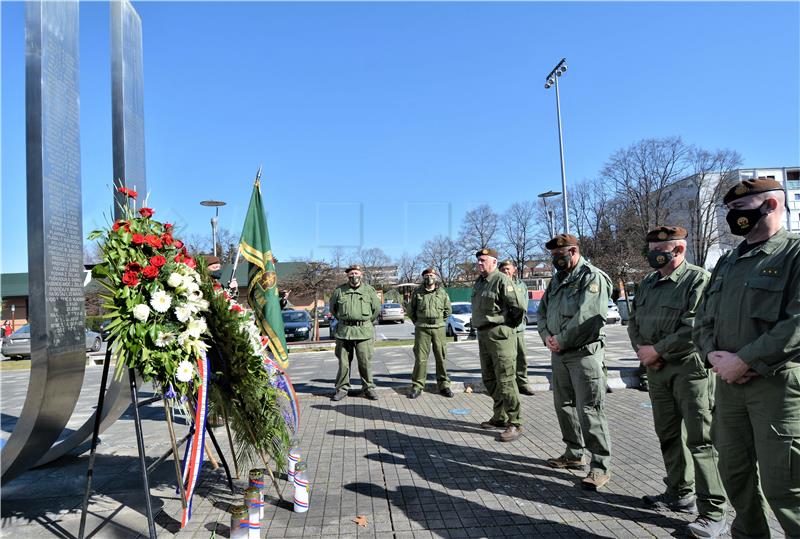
[239,175,289,366]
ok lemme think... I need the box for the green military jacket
[470,270,525,330]
[511,278,528,333]
[693,228,800,376]
[330,282,381,340]
[627,261,709,363]
[409,285,452,329]
[537,256,612,354]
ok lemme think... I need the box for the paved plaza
[0,326,786,538]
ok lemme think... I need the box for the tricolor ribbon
[179,352,209,528]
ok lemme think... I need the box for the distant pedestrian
[694,178,800,538]
[2,321,11,338]
[471,248,526,443]
[499,260,534,396]
[538,234,613,490]
[628,226,727,538]
[407,268,453,399]
[330,265,381,402]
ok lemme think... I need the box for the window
[794,194,800,201]
[789,181,800,190]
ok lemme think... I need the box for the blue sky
[2,1,799,274]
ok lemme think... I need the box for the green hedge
[85,316,104,332]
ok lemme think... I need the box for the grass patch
[0,359,31,371]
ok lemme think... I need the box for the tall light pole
[544,58,570,234]
[537,190,561,237]
[200,200,227,257]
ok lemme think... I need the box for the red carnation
[230,304,243,313]
[125,262,142,273]
[174,253,183,263]
[164,223,173,231]
[138,207,154,218]
[112,219,126,232]
[223,291,231,300]
[173,240,184,249]
[183,257,196,269]
[123,223,131,233]
[142,265,159,279]
[145,235,163,249]
[161,233,173,246]
[131,234,145,245]
[149,255,166,268]
[117,186,138,199]
[121,271,139,287]
[213,282,222,290]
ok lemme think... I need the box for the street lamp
[537,190,561,237]
[544,58,570,234]
[200,200,227,257]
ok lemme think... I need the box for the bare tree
[458,204,499,253]
[353,247,392,287]
[327,246,350,272]
[283,261,338,339]
[421,236,463,287]
[500,201,538,275]
[395,253,423,284]
[602,137,691,236]
[685,147,742,267]
[84,242,103,265]
[181,227,238,263]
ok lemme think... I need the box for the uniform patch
[735,184,748,195]
[657,231,667,240]
[588,282,599,293]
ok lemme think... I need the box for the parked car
[314,305,333,327]
[446,302,472,336]
[1,325,102,358]
[282,310,313,341]
[378,303,405,324]
[525,299,540,325]
[606,301,622,325]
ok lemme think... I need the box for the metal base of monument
[77,346,236,539]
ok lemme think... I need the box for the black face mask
[348,276,361,287]
[552,254,570,271]
[423,276,435,286]
[647,250,675,269]
[726,203,766,236]
[210,270,222,280]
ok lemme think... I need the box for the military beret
[475,247,499,258]
[201,254,221,266]
[344,264,363,273]
[498,259,516,268]
[645,226,688,243]
[545,234,579,250]
[421,267,437,276]
[723,177,784,205]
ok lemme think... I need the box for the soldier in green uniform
[628,226,728,538]
[499,260,535,395]
[538,234,614,490]
[330,265,381,402]
[694,178,800,538]
[471,248,526,442]
[408,268,453,399]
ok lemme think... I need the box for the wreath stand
[78,345,236,539]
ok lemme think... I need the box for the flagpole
[228,166,262,288]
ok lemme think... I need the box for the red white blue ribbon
[180,352,209,528]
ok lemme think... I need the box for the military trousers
[551,344,612,472]
[335,338,375,391]
[713,366,800,538]
[411,326,450,391]
[647,359,726,521]
[478,325,521,427]
[514,331,529,388]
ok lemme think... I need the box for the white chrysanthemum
[155,331,174,348]
[167,273,183,288]
[186,317,207,339]
[174,304,193,323]
[150,289,172,313]
[133,303,150,322]
[175,360,194,382]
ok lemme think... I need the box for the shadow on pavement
[321,403,689,536]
